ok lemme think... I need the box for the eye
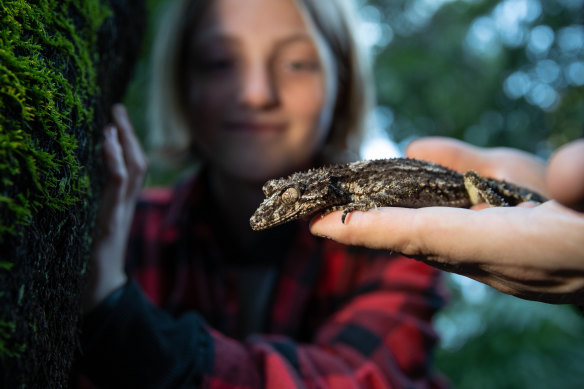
[194,58,235,74]
[284,60,320,72]
[281,186,300,204]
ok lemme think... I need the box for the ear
[327,176,345,197]
[297,182,307,194]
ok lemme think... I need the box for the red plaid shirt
[78,170,448,389]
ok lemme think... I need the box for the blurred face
[184,0,335,182]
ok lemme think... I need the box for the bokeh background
[123,0,584,388]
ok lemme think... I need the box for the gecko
[249,158,547,231]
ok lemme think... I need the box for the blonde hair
[147,0,373,164]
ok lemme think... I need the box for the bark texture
[0,0,145,386]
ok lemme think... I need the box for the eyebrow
[193,31,315,50]
[273,33,314,48]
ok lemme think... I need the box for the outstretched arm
[310,138,584,304]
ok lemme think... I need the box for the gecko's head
[250,172,332,231]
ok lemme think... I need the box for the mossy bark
[0,0,145,386]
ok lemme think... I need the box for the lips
[224,120,287,133]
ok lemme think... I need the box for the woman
[78,0,447,387]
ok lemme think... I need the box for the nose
[238,63,278,109]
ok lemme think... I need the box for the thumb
[406,137,487,172]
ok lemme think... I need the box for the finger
[103,125,128,201]
[405,137,487,172]
[310,207,441,254]
[111,104,147,197]
[96,125,128,236]
[547,139,584,211]
[112,104,147,172]
[516,201,539,208]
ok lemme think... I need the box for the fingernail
[105,124,117,139]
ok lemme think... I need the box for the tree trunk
[0,0,145,386]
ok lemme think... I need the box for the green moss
[0,0,111,362]
[0,320,26,359]
[0,0,110,242]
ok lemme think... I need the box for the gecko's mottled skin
[249,158,546,231]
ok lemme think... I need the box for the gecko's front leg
[338,199,381,223]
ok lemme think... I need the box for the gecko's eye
[281,186,300,204]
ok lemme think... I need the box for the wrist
[83,272,128,313]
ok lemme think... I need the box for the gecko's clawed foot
[341,209,351,224]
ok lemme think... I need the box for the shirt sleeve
[77,279,213,389]
[202,254,448,389]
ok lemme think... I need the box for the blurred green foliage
[436,275,584,388]
[123,0,584,388]
[362,0,583,155]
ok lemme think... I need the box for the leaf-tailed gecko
[250,158,546,231]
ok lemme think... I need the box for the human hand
[310,138,584,304]
[83,104,147,312]
[310,200,584,303]
[405,136,548,196]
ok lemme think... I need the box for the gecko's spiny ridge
[249,158,546,231]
